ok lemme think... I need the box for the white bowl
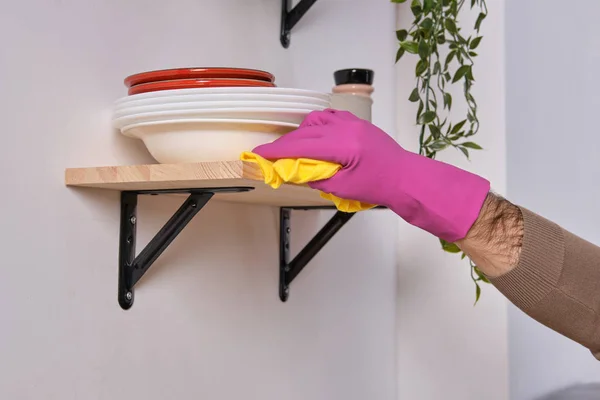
[113,100,326,119]
[114,93,330,110]
[121,118,297,163]
[114,87,331,105]
[112,107,317,130]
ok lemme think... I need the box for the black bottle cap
[333,69,374,85]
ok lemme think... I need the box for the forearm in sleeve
[456,193,600,359]
[491,208,600,359]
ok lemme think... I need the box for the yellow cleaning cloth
[240,152,376,212]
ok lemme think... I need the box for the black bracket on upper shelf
[279,206,355,301]
[118,187,253,310]
[280,0,319,48]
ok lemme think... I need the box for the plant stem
[419,1,443,157]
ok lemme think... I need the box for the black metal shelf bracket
[118,187,253,310]
[280,0,319,48]
[279,206,355,301]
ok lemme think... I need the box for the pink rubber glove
[253,109,490,242]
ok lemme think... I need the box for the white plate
[113,107,315,129]
[114,87,331,105]
[121,118,297,164]
[121,118,298,138]
[114,100,326,119]
[114,93,330,110]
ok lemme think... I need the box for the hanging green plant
[392,0,489,303]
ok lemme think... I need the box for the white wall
[505,1,600,399]
[395,1,509,399]
[0,1,398,399]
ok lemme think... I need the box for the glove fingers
[308,168,349,193]
[252,136,345,163]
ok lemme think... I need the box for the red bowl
[124,67,275,88]
[127,78,276,95]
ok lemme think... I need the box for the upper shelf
[65,160,331,207]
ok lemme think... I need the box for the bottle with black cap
[330,68,374,121]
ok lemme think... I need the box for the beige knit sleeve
[491,207,600,360]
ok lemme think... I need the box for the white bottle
[330,68,374,122]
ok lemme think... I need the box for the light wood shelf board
[65,160,331,206]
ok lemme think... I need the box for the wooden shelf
[65,160,331,207]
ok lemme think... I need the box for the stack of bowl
[113,67,330,163]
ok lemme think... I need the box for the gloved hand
[253,109,490,242]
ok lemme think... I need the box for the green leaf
[452,65,470,83]
[420,17,433,32]
[467,65,475,80]
[461,252,467,260]
[419,110,436,124]
[466,92,476,103]
[429,124,442,139]
[410,0,422,16]
[443,92,452,110]
[391,0,408,3]
[439,238,461,253]
[444,72,451,81]
[445,19,458,34]
[429,141,449,151]
[458,146,470,159]
[474,283,481,305]
[475,12,486,31]
[418,39,429,60]
[415,59,428,76]
[451,119,467,134]
[470,36,483,49]
[461,141,483,149]
[408,88,420,102]
[400,41,419,54]
[396,29,408,41]
[469,51,478,57]
[449,1,457,15]
[395,47,405,63]
[437,35,446,44]
[474,266,491,284]
[444,51,456,69]
[423,0,434,13]
[416,100,424,123]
